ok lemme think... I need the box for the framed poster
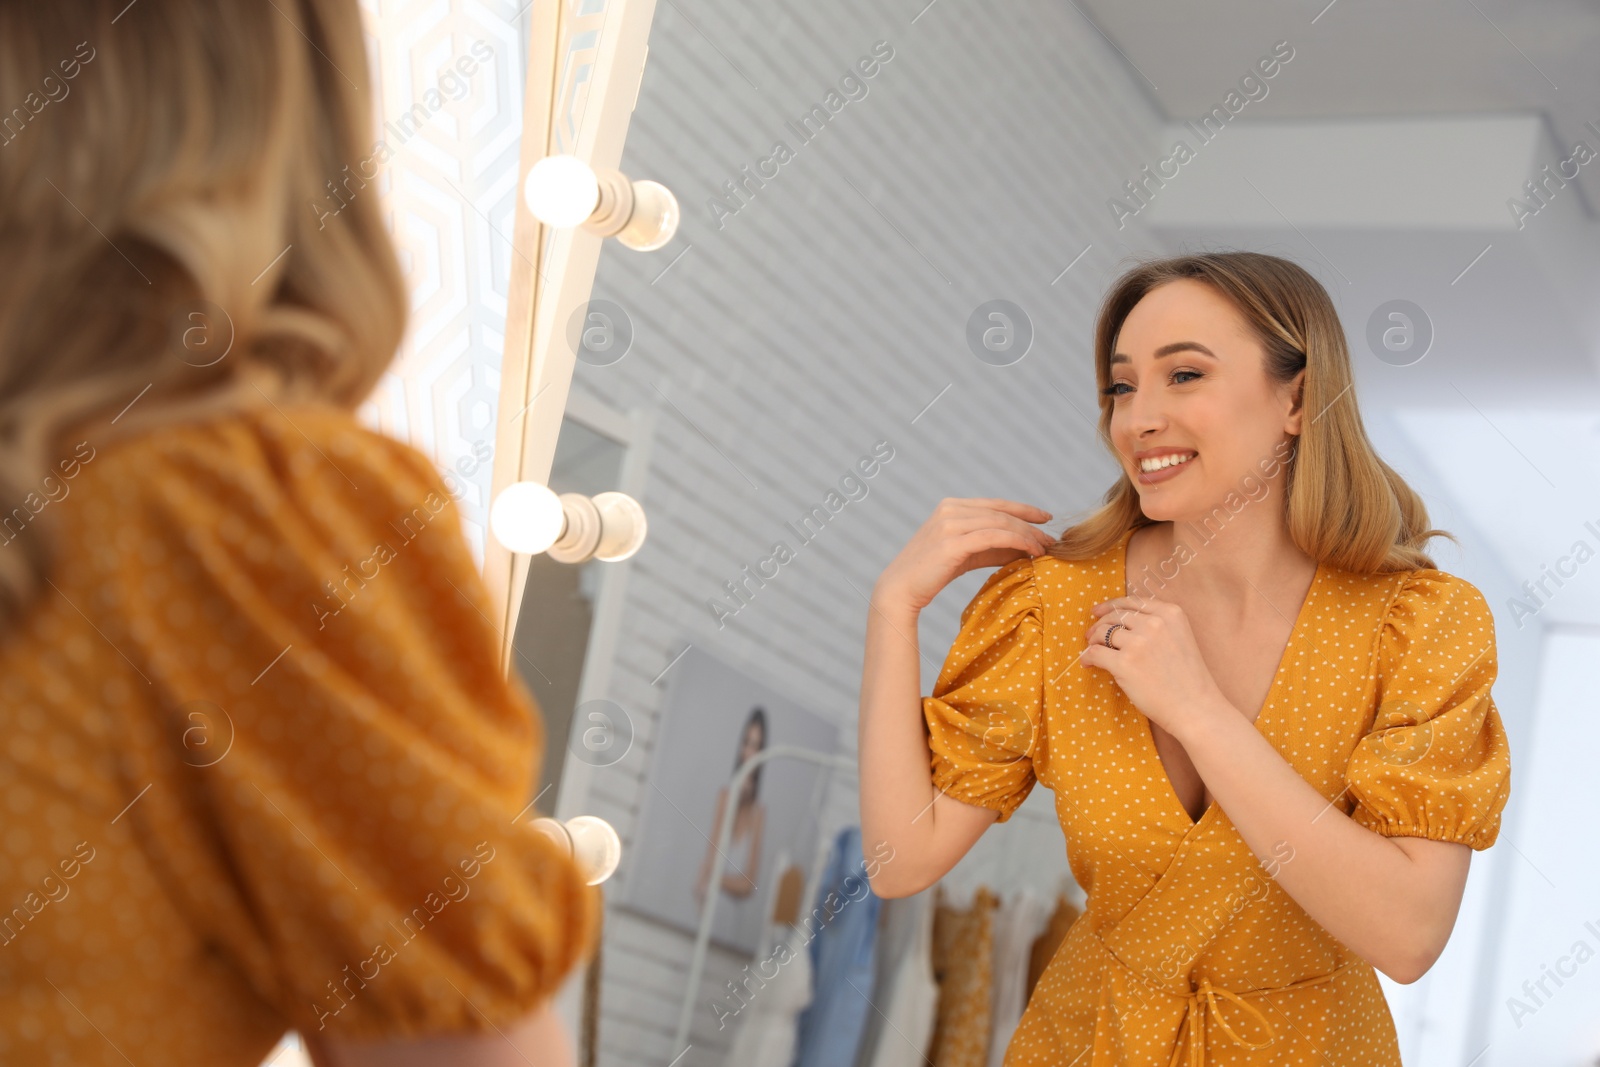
[622,645,839,954]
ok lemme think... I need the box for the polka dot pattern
[922,528,1512,1064]
[0,402,598,1063]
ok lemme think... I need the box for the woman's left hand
[1079,597,1230,741]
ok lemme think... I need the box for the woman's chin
[1135,496,1184,523]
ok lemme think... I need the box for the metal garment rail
[672,744,856,1056]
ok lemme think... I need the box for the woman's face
[739,722,763,763]
[1105,278,1304,527]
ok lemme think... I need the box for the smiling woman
[860,250,1511,1066]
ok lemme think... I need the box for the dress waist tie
[1167,962,1356,1067]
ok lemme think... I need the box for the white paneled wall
[564,3,1169,1064]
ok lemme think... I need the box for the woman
[858,251,1511,1065]
[0,3,595,1065]
[694,707,768,925]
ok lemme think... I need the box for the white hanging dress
[867,889,940,1067]
[720,921,814,1067]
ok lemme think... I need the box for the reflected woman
[858,251,1511,1065]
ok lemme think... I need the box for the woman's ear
[1284,369,1307,435]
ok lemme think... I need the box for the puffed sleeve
[1344,569,1512,849]
[921,557,1047,823]
[85,406,598,1039]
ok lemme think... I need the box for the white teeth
[1140,452,1194,472]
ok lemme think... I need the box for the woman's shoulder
[1376,565,1495,641]
[63,400,465,547]
[1027,535,1127,616]
[81,400,437,491]
[1319,561,1492,626]
[57,399,479,625]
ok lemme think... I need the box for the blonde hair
[1049,251,1451,574]
[0,0,407,639]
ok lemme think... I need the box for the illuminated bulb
[489,481,565,555]
[524,154,601,228]
[523,154,680,250]
[529,815,622,885]
[490,483,647,563]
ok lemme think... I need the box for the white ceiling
[1077,0,1599,201]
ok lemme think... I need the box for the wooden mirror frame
[485,0,659,671]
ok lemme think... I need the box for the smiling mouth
[1138,451,1196,473]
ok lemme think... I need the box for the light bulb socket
[547,491,647,564]
[583,167,635,236]
[583,169,679,251]
[547,493,601,564]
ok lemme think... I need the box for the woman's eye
[1100,369,1203,398]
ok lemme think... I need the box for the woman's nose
[1125,381,1167,432]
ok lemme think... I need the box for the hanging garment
[922,528,1512,1065]
[1026,893,1082,1002]
[859,890,940,1067]
[928,884,998,1067]
[721,922,814,1067]
[850,894,897,1067]
[791,826,882,1067]
[987,888,1054,1067]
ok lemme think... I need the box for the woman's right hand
[873,498,1055,615]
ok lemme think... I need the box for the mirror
[491,3,1596,1066]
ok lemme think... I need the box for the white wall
[1364,408,1549,1067]
[1481,630,1600,1066]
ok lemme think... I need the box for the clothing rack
[673,749,1078,1055]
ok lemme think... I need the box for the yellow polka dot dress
[923,527,1512,1066]
[0,403,598,1064]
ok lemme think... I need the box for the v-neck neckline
[1114,525,1324,831]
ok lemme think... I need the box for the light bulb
[529,815,622,886]
[524,154,600,228]
[489,481,566,555]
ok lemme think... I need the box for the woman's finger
[955,498,1053,522]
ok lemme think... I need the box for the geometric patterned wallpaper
[350,1,533,571]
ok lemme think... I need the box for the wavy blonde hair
[1049,251,1451,574]
[0,0,407,639]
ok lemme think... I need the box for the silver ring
[1104,622,1125,649]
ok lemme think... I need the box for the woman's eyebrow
[1109,341,1219,365]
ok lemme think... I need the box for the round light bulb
[489,481,566,555]
[524,155,601,228]
[528,815,622,886]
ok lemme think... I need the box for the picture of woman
[694,707,768,920]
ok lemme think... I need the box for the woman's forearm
[1176,697,1445,982]
[858,593,939,898]
[308,995,576,1067]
